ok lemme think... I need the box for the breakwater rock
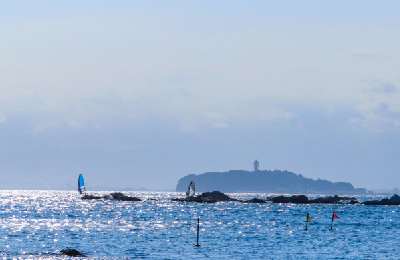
[363,194,400,205]
[173,191,239,203]
[267,195,358,204]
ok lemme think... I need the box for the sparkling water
[1,191,399,259]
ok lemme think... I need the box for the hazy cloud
[211,122,229,129]
[345,49,381,58]
[373,83,398,93]
[373,102,400,120]
[0,113,6,123]
[350,102,400,132]
[344,49,400,58]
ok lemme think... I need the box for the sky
[0,1,400,191]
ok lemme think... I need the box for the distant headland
[176,160,368,195]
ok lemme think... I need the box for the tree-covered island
[176,161,367,194]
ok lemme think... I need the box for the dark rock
[309,195,357,204]
[290,195,309,203]
[200,191,238,202]
[60,249,86,257]
[268,195,309,204]
[243,198,267,203]
[363,194,400,205]
[392,194,400,203]
[173,191,239,203]
[109,192,141,201]
[81,194,102,200]
[363,199,388,205]
[267,195,359,204]
[266,195,288,203]
[82,193,142,201]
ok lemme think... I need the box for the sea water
[1,191,399,259]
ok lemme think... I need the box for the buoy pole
[194,217,201,247]
[329,212,334,230]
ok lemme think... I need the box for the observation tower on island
[253,160,259,172]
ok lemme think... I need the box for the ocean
[1,190,399,259]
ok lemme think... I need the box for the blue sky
[0,1,400,190]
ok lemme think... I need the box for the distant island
[176,160,368,195]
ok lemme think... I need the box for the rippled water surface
[1,191,400,259]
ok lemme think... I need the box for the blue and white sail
[78,174,86,194]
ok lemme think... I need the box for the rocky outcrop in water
[267,195,358,204]
[60,249,86,257]
[363,194,400,205]
[80,193,141,201]
[309,195,358,204]
[267,195,309,204]
[173,191,239,203]
[109,192,141,201]
[172,192,360,204]
[243,198,268,203]
[81,194,102,200]
[172,192,400,205]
